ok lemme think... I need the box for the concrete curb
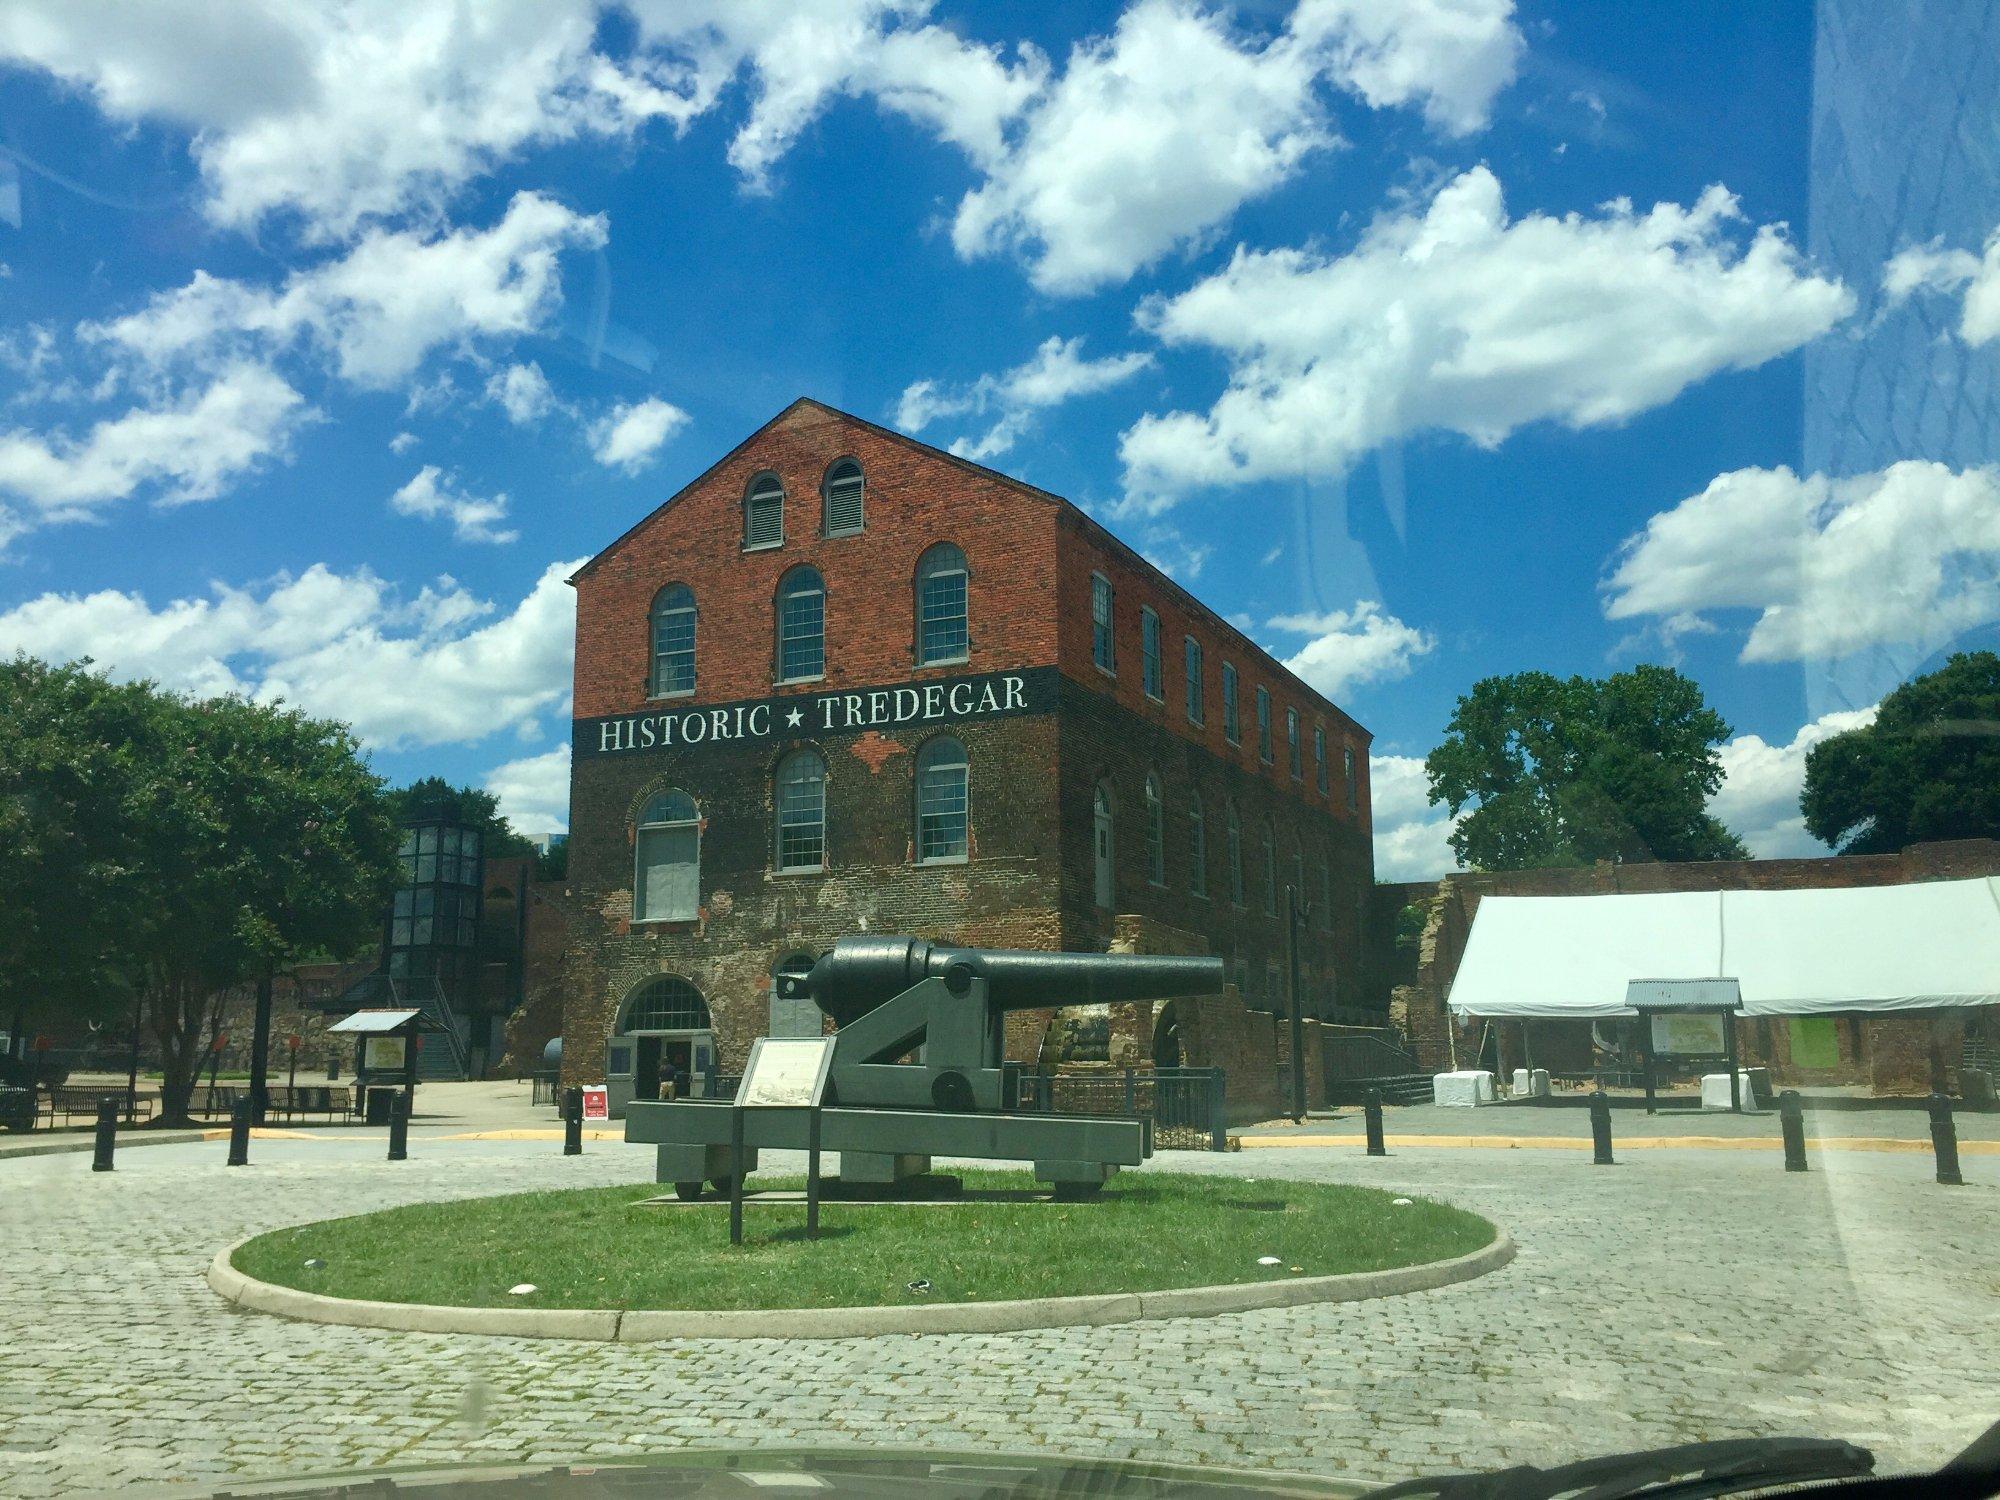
[207,1229,1513,1341]
[0,1129,212,1162]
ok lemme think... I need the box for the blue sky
[1,1,1993,877]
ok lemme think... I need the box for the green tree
[1801,651,2000,855]
[0,658,161,1046]
[1425,664,1748,870]
[139,694,400,1124]
[384,776,538,859]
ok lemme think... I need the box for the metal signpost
[728,1035,837,1246]
[1625,979,1745,1114]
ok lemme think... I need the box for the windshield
[1,4,1995,1498]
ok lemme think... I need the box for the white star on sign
[785,707,804,728]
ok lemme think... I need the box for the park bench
[38,1088,155,1128]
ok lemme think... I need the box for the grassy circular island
[230,1171,1499,1318]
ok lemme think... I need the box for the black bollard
[1779,1089,1808,1172]
[226,1096,252,1167]
[1589,1089,1615,1166]
[92,1096,119,1172]
[562,1086,582,1156]
[1928,1092,1964,1186]
[387,1091,409,1161]
[1364,1087,1386,1157]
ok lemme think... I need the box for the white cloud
[0,364,310,534]
[0,0,1045,239]
[387,430,418,454]
[0,0,662,241]
[1368,751,1459,881]
[626,1,1047,191]
[1882,232,2000,346]
[1119,167,1852,508]
[589,396,689,474]
[896,335,1153,459]
[1603,461,2000,663]
[0,557,584,751]
[88,193,605,389]
[951,0,1521,294]
[485,743,571,839]
[485,362,561,426]
[1290,0,1523,136]
[1709,706,1878,858]
[389,465,517,545]
[1269,600,1434,698]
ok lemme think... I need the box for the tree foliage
[0,658,399,1120]
[384,776,539,860]
[1801,651,2000,855]
[1425,664,1748,870]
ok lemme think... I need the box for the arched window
[1093,781,1115,909]
[633,789,699,922]
[775,749,827,872]
[915,543,969,665]
[1144,773,1165,885]
[822,458,864,536]
[1189,792,1207,898]
[649,584,696,696]
[1262,820,1278,915]
[1291,836,1304,916]
[915,736,969,863]
[776,566,825,681]
[744,472,784,549]
[621,975,711,1032]
[1226,801,1244,906]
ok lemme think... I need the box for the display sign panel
[737,1036,837,1109]
[363,1035,407,1071]
[1649,1011,1728,1056]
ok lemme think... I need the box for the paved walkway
[1,1132,1994,1496]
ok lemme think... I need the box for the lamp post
[1286,886,1308,1125]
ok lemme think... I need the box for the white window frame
[1184,636,1203,724]
[774,750,827,874]
[915,736,970,865]
[1140,607,1163,700]
[775,567,826,684]
[821,458,864,538]
[1222,662,1240,744]
[632,790,700,924]
[743,473,785,551]
[1144,773,1166,886]
[915,543,970,666]
[649,584,696,699]
[1090,573,1115,675]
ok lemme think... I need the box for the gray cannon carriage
[624,935,1224,1199]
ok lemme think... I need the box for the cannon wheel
[673,1180,704,1201]
[710,1174,741,1196]
[1051,1180,1103,1201]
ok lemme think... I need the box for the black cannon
[781,937,1224,1112]
[628,937,1225,1197]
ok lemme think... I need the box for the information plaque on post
[729,1035,836,1245]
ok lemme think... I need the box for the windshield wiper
[1368,1436,1874,1500]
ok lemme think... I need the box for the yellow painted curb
[435,1128,625,1141]
[1240,1133,2000,1155]
[197,1128,320,1141]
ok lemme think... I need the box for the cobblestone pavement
[2,1132,1995,1497]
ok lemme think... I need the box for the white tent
[1447,876,2000,1019]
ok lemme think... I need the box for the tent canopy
[1447,876,2000,1019]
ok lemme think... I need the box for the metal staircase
[329,972,471,1081]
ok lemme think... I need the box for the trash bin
[362,1086,397,1125]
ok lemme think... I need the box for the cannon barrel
[797,935,1226,1028]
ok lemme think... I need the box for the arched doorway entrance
[606,975,714,1115]
[1153,1001,1183,1069]
[1093,781,1115,909]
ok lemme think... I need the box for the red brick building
[560,398,1375,1111]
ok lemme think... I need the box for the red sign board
[581,1085,609,1122]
